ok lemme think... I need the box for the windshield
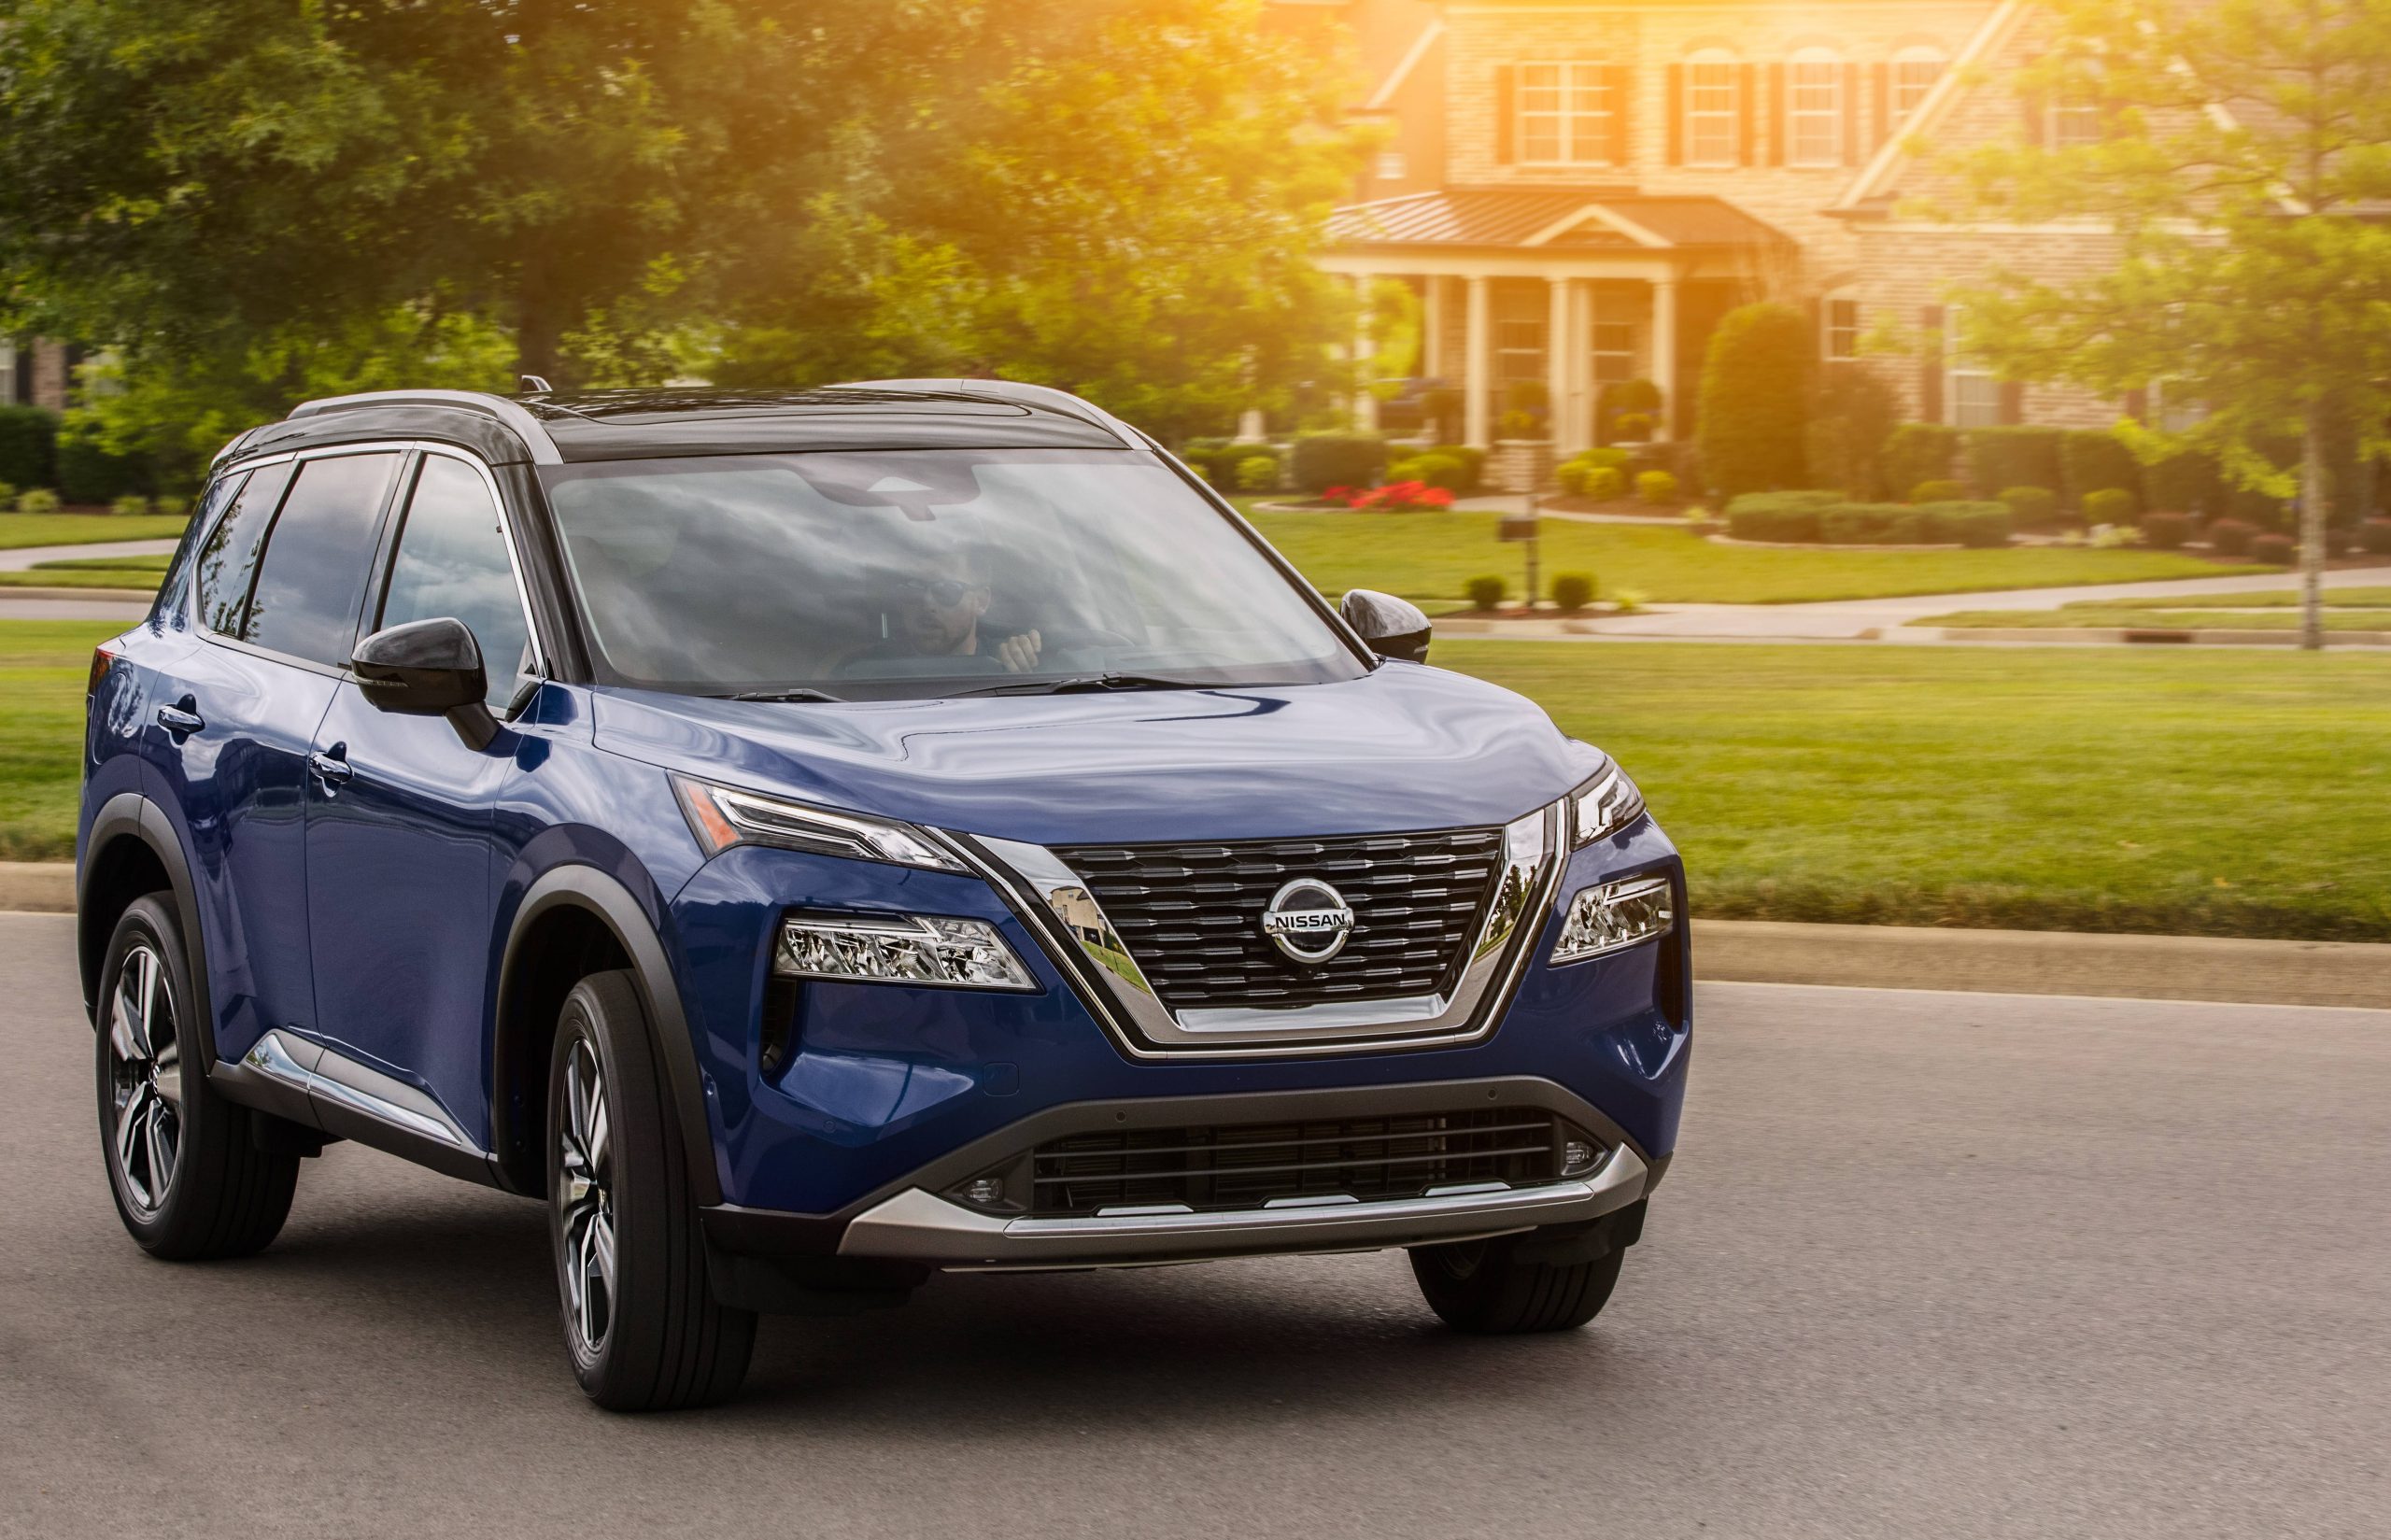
[538,448,1366,699]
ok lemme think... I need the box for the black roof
[218,381,1139,470]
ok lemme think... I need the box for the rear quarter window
[193,461,296,636]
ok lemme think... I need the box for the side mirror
[352,617,499,749]
[1339,588,1432,664]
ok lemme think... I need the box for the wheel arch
[78,794,218,1066]
[492,865,721,1206]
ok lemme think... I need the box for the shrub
[1805,362,1901,500]
[1423,444,1486,491]
[1612,587,1648,615]
[0,481,13,508]
[1962,427,2063,501]
[2060,431,2143,512]
[1418,388,1464,443]
[2250,532,2298,566]
[1464,573,1507,610]
[110,494,152,517]
[2207,517,2257,556]
[1919,501,2015,548]
[1999,486,2060,530]
[1387,452,1470,492]
[1180,440,1275,487]
[1290,431,1389,492]
[16,487,62,514]
[1505,378,1549,415]
[56,423,153,504]
[1881,423,1959,500]
[1725,491,1836,543]
[1636,470,1678,505]
[1610,413,1655,441]
[2144,447,2224,513]
[1696,302,1812,500]
[2361,517,2391,556]
[1598,378,1662,444]
[1581,466,1625,502]
[1822,502,1924,544]
[0,405,57,492]
[2140,511,2194,550]
[1550,572,1596,612]
[1910,479,1966,503]
[2081,487,2138,525]
[1230,455,1278,493]
[1557,446,1631,494]
[1497,409,1541,438]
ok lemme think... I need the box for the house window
[1945,308,2001,427]
[0,341,15,405]
[2048,68,2105,148]
[1519,62,1615,164]
[1496,317,1547,383]
[1686,50,1739,167]
[2152,380,2208,434]
[1788,49,1843,167]
[1892,47,1945,125]
[1824,298,1860,360]
[1592,320,1636,385]
[1375,149,1408,181]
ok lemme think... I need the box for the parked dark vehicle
[78,383,1689,1410]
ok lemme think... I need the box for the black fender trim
[494,865,722,1207]
[78,793,219,1069]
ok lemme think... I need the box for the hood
[588,663,1600,847]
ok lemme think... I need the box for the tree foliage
[1697,302,1813,500]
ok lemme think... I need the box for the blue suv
[78,383,1689,1410]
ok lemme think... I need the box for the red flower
[1323,485,1350,501]
[1420,487,1454,508]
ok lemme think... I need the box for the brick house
[1292,0,2130,455]
[0,336,73,412]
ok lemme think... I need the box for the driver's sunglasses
[896,577,982,607]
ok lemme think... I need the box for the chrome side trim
[242,1030,477,1151]
[965,802,1563,1057]
[839,1147,1648,1270]
[287,389,564,465]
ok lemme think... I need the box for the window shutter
[1766,63,1787,165]
[1919,304,1945,423]
[1871,62,1891,150]
[1736,63,1758,164]
[1999,381,2026,426]
[1843,61,1862,164]
[1667,64,1685,165]
[1607,64,1633,165]
[2123,387,2150,423]
[1496,65,1517,164]
[2021,87,2045,146]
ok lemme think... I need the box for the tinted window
[193,462,294,636]
[378,454,533,701]
[161,469,249,624]
[245,452,401,666]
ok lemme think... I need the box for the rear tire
[1408,1229,1626,1334]
[548,969,755,1411]
[96,894,299,1259]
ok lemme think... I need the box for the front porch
[1321,189,1797,456]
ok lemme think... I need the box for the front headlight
[1551,874,1675,964]
[776,911,1038,992]
[672,774,962,871]
[1568,759,1647,846]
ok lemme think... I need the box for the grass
[0,552,172,591]
[1438,641,2391,942]
[1924,607,2390,631]
[2070,586,2391,610]
[1243,508,2250,605]
[0,512,188,549]
[8,620,2385,941]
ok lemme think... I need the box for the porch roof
[1328,188,1794,253]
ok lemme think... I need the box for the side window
[377,454,535,701]
[194,462,294,636]
[162,469,249,621]
[244,452,403,666]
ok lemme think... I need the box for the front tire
[1408,1229,1626,1335]
[96,894,299,1259]
[548,969,755,1411]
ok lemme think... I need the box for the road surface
[2,911,2384,1538]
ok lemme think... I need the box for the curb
[1932,626,2391,646]
[5,862,2381,1010]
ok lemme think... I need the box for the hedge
[1289,431,1389,492]
[1696,302,1812,499]
[1723,489,1840,543]
[2250,532,2297,566]
[1921,501,2016,548]
[1963,427,2063,501]
[1999,486,2059,530]
[2081,487,2139,524]
[2361,518,2391,556]
[1821,502,1925,544]
[1729,492,2008,547]
[0,406,57,492]
[2059,431,2143,512]
[2144,447,2226,513]
[57,428,153,504]
[2140,511,2194,550]
[1881,423,1959,502]
[1180,440,1277,487]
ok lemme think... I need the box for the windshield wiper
[953,672,1214,698]
[718,686,845,703]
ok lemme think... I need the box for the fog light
[775,912,1037,991]
[1562,1139,1599,1175]
[1551,874,1674,964]
[964,1177,1006,1206]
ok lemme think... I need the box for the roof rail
[831,378,1146,449]
[284,389,564,464]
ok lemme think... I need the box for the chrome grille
[1025,1108,1565,1217]
[1052,827,1506,1010]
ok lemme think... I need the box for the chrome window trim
[951,802,1564,1059]
[403,443,552,685]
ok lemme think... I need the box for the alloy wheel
[557,1037,617,1359]
[106,940,182,1216]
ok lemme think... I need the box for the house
[0,336,72,413]
[1295,0,2129,457]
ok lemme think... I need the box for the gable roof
[1835,0,2032,212]
[1330,188,1793,250]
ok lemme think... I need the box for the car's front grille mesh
[1026,1108,1564,1217]
[1051,827,1506,1010]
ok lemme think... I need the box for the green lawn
[0,512,188,549]
[1246,509,2252,605]
[8,621,2384,941]
[1438,641,2391,942]
[0,552,172,591]
[2065,586,2391,611]
[1924,607,2390,631]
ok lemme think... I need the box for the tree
[1943,0,2391,648]
[1697,302,1813,500]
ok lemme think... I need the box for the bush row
[1725,491,2012,547]
[0,406,158,504]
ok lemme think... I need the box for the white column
[1238,408,1267,442]
[1546,277,1571,451]
[1464,276,1493,448]
[1351,272,1379,433]
[1650,275,1679,442]
[1422,276,1446,381]
[1563,278,1593,454]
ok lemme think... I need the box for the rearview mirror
[352,617,498,749]
[1339,588,1432,664]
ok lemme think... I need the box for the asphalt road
[4,910,2386,1539]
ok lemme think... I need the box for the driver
[850,542,1043,673]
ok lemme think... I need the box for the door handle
[156,701,205,737]
[307,748,354,787]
